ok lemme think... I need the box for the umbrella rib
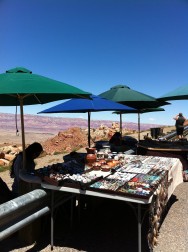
[19,94,42,103]
[7,93,42,103]
[7,94,18,98]
[33,94,42,103]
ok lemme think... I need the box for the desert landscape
[1,122,186,252]
[0,112,166,133]
[0,123,176,190]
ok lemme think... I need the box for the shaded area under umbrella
[0,67,91,169]
[38,94,136,147]
[114,107,165,141]
[99,85,169,140]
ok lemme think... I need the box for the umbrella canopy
[38,94,136,147]
[0,67,90,105]
[99,85,169,141]
[0,67,91,168]
[158,84,188,101]
[114,107,165,140]
[99,84,169,109]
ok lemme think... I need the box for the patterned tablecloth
[41,154,183,251]
[40,154,183,202]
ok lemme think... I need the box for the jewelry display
[38,153,180,250]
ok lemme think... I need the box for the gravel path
[153,182,188,252]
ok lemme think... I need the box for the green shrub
[54,151,62,155]
[0,166,11,173]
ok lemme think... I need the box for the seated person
[109,132,129,152]
[10,142,43,197]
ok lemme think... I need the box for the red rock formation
[42,123,138,155]
[42,127,88,154]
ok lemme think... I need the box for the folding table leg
[138,203,141,252]
[70,194,75,229]
[51,191,54,251]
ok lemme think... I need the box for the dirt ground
[0,130,56,146]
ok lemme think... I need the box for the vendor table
[41,155,183,252]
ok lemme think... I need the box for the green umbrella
[99,85,169,109]
[0,67,91,168]
[99,85,169,140]
[158,84,188,101]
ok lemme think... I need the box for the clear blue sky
[0,0,187,126]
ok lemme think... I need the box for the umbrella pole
[19,98,26,170]
[88,112,91,147]
[120,113,122,136]
[138,112,140,141]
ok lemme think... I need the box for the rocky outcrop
[42,127,88,154]
[0,123,129,166]
[0,121,142,165]
[42,123,137,155]
[0,145,22,166]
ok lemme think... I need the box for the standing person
[173,113,186,139]
[10,142,43,197]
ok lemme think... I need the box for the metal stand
[50,191,76,251]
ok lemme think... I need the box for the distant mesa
[0,112,165,134]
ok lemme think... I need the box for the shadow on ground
[0,197,152,252]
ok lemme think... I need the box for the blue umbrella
[38,95,135,147]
